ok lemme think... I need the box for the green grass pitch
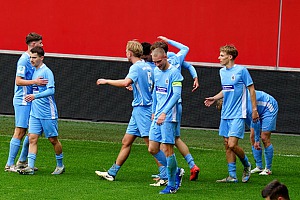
[0,116,299,199]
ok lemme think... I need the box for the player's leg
[159,122,179,194]
[259,131,273,175]
[17,135,29,166]
[259,109,277,175]
[216,119,238,182]
[18,132,39,175]
[5,105,30,171]
[227,119,251,182]
[42,118,64,175]
[250,128,263,173]
[175,137,199,181]
[111,133,137,175]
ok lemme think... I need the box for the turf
[0,116,299,199]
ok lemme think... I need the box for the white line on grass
[1,134,299,158]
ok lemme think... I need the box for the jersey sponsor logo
[17,66,25,75]
[156,86,167,94]
[222,85,234,91]
[33,86,39,94]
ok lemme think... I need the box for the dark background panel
[1,53,299,134]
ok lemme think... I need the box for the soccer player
[151,36,200,181]
[148,47,184,194]
[95,40,154,181]
[204,44,258,183]
[261,180,290,200]
[215,90,278,176]
[18,46,64,175]
[247,91,278,176]
[5,32,48,172]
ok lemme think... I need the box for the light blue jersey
[167,52,198,79]
[30,64,58,119]
[220,65,253,119]
[245,90,278,141]
[13,52,34,106]
[166,39,189,70]
[152,65,184,122]
[126,60,154,107]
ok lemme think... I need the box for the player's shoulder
[17,52,30,64]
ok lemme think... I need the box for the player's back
[128,60,154,107]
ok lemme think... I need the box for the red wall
[0,0,298,68]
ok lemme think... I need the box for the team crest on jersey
[165,79,169,84]
[231,74,235,81]
[17,66,25,75]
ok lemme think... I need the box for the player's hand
[192,78,199,92]
[25,94,35,102]
[252,110,259,122]
[157,36,168,42]
[156,113,166,125]
[35,77,48,86]
[96,79,107,85]
[126,85,133,91]
[204,97,215,107]
[254,141,261,150]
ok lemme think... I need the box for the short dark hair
[30,46,45,57]
[26,32,42,44]
[150,41,168,53]
[141,42,152,56]
[261,180,290,200]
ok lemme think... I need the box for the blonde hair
[126,41,143,58]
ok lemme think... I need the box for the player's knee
[148,146,158,155]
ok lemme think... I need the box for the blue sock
[159,166,168,180]
[108,163,121,177]
[239,155,250,168]
[153,150,167,166]
[252,146,263,169]
[264,144,274,170]
[55,153,64,167]
[19,135,29,162]
[228,162,237,179]
[166,154,177,187]
[184,153,195,169]
[6,138,21,166]
[28,153,36,169]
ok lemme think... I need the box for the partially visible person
[148,47,184,194]
[150,36,199,92]
[141,42,169,186]
[262,180,290,200]
[216,90,278,176]
[18,46,64,175]
[204,44,258,183]
[151,36,200,181]
[95,40,154,181]
[5,32,47,172]
[246,91,278,176]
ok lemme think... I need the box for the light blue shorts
[29,116,58,138]
[260,108,278,132]
[14,105,31,128]
[219,118,245,139]
[149,121,177,144]
[126,106,151,138]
